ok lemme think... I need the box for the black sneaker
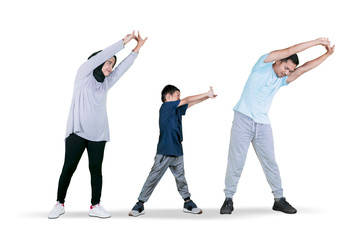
[129,202,145,217]
[220,198,234,214]
[183,200,202,214]
[272,197,297,214]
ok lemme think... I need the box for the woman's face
[101,57,116,76]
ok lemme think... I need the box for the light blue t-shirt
[233,53,288,124]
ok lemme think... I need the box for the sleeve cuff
[130,51,139,57]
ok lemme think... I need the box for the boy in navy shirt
[129,85,217,216]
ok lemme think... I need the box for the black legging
[57,133,106,205]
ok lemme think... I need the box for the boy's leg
[138,154,172,203]
[57,134,87,204]
[224,111,253,199]
[169,156,203,214]
[251,124,283,199]
[87,140,106,206]
[169,155,191,200]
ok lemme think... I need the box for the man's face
[101,57,116,77]
[273,60,297,78]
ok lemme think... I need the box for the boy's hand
[208,86,217,99]
[123,30,136,45]
[182,86,217,108]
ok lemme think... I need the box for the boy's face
[166,91,180,102]
[273,60,296,78]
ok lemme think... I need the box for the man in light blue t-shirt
[221,38,335,214]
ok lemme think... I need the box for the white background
[1,0,359,239]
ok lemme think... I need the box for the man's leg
[251,123,296,214]
[224,112,253,199]
[251,123,283,198]
[221,112,253,214]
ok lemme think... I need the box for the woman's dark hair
[88,50,117,66]
[87,50,118,83]
[161,85,180,102]
[281,54,299,66]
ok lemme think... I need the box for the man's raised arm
[286,42,335,83]
[265,38,331,63]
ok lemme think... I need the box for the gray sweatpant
[138,154,191,202]
[224,111,283,199]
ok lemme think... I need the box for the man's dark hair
[281,54,299,66]
[161,85,180,102]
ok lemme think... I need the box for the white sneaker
[48,202,65,219]
[89,204,111,218]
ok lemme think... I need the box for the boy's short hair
[281,54,299,66]
[161,85,180,102]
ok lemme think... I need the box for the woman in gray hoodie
[48,31,147,219]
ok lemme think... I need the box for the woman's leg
[87,140,106,206]
[57,134,87,204]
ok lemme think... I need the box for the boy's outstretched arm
[179,87,217,108]
[286,44,335,83]
[265,38,331,63]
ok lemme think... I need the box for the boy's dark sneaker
[129,202,145,217]
[272,197,297,214]
[220,198,234,214]
[183,200,202,214]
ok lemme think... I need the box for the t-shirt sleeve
[162,100,180,113]
[281,76,289,86]
[161,100,188,117]
[178,104,188,115]
[251,53,270,73]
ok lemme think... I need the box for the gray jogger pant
[138,154,191,202]
[224,111,283,199]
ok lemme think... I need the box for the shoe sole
[89,213,111,218]
[220,210,233,214]
[272,207,297,214]
[128,211,145,217]
[48,211,65,219]
[183,209,203,214]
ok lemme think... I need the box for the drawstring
[256,123,259,138]
[253,121,259,138]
